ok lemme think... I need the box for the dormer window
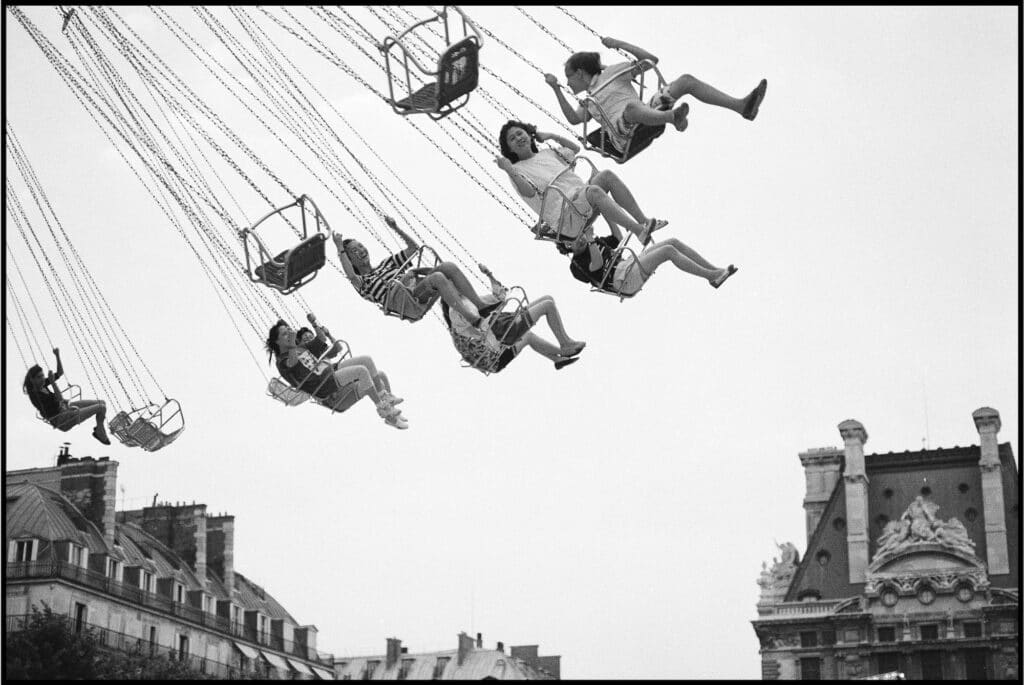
[140,571,154,594]
[432,657,450,680]
[398,658,414,680]
[10,539,37,563]
[106,558,122,581]
[364,660,380,679]
[68,544,87,568]
[259,614,269,640]
[175,583,185,604]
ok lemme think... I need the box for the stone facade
[752,407,1019,680]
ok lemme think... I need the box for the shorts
[487,309,535,345]
[611,244,652,295]
[384,274,437,322]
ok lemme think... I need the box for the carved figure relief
[757,541,800,604]
[872,496,978,563]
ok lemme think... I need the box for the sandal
[93,427,111,446]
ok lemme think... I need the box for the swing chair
[379,245,443,323]
[109,399,186,452]
[25,379,83,432]
[529,155,600,247]
[240,195,329,295]
[449,286,532,376]
[267,317,363,414]
[580,59,669,164]
[380,6,483,120]
[590,233,648,302]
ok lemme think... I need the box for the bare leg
[591,170,648,224]
[431,262,489,309]
[636,243,723,282]
[522,332,563,362]
[526,297,585,354]
[68,399,106,430]
[585,186,647,239]
[666,74,747,115]
[413,272,480,322]
[658,237,718,270]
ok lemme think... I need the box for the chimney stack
[57,443,72,465]
[799,447,843,542]
[497,641,504,653]
[386,637,402,668]
[476,632,483,648]
[207,516,235,594]
[838,419,870,584]
[457,632,474,665]
[973,407,1009,574]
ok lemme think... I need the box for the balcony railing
[758,599,848,618]
[5,613,248,679]
[7,561,335,667]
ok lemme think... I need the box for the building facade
[5,448,336,679]
[752,407,1018,680]
[333,632,560,679]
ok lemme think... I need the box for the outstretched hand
[52,347,61,356]
[543,73,559,87]
[493,156,514,172]
[600,36,618,49]
[383,215,398,229]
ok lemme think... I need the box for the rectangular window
[963,622,982,638]
[364,660,379,679]
[175,584,185,603]
[799,631,818,648]
[106,558,121,580]
[799,657,821,680]
[141,571,153,594]
[432,657,450,680]
[74,603,88,633]
[69,544,84,567]
[877,626,896,643]
[178,634,190,659]
[920,624,939,640]
[920,651,943,680]
[877,652,899,675]
[821,630,836,646]
[15,540,35,563]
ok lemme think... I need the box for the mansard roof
[5,482,107,552]
[335,648,546,680]
[116,520,203,588]
[233,570,298,622]
[786,442,1017,602]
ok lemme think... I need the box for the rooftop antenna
[151,493,159,507]
[922,379,931,449]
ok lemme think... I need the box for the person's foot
[559,341,586,357]
[554,356,579,370]
[672,102,690,132]
[377,403,402,419]
[742,79,768,121]
[384,413,409,430]
[710,264,738,289]
[380,391,404,406]
[93,426,111,446]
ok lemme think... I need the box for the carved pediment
[870,496,981,568]
[872,547,980,575]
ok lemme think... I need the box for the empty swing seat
[267,378,311,407]
[585,123,666,164]
[393,37,480,115]
[253,233,326,292]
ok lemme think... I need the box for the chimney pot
[476,632,482,648]
[497,641,504,653]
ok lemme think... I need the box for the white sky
[4,6,1019,679]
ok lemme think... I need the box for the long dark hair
[566,51,603,77]
[498,120,539,163]
[340,237,367,275]
[23,364,43,393]
[265,320,288,362]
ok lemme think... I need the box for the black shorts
[488,310,535,345]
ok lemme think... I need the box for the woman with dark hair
[23,347,110,444]
[334,214,501,326]
[265,319,408,429]
[559,223,737,296]
[544,36,767,153]
[440,264,585,373]
[494,120,666,244]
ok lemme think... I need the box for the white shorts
[542,185,593,240]
[611,244,652,295]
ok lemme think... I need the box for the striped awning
[312,665,336,680]
[287,658,315,676]
[233,641,260,660]
[260,651,290,672]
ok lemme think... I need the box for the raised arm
[331,233,360,282]
[51,347,65,381]
[535,131,580,155]
[494,157,538,198]
[544,74,588,125]
[383,215,418,251]
[601,36,659,65]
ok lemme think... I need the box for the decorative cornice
[838,420,868,445]
[972,407,1001,433]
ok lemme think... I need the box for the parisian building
[5,446,337,679]
[751,407,1018,680]
[333,632,560,679]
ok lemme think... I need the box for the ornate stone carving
[757,542,800,606]
[872,496,979,564]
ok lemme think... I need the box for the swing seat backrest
[592,243,644,301]
[585,123,666,164]
[315,384,361,414]
[436,37,479,108]
[125,417,163,451]
[253,233,327,294]
[109,410,141,446]
[381,245,442,322]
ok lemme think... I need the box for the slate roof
[233,570,297,622]
[5,482,107,552]
[334,648,546,680]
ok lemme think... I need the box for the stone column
[972,407,1009,574]
[839,419,869,583]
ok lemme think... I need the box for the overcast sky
[5,6,1018,679]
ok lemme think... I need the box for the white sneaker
[385,414,409,430]
[380,391,404,406]
[377,402,401,419]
